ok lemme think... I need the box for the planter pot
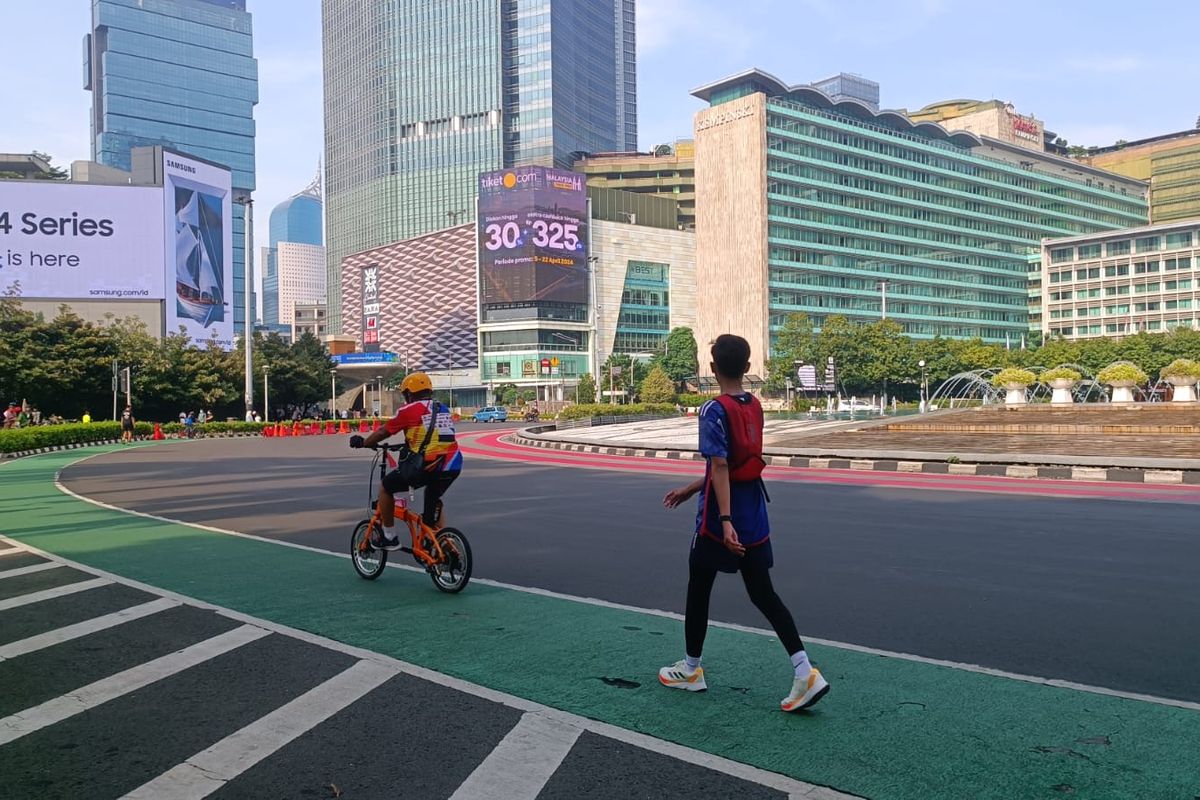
[1049,378,1076,405]
[1166,375,1198,403]
[1107,380,1137,403]
[1004,383,1028,406]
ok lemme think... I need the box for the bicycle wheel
[350,520,387,580]
[428,527,471,593]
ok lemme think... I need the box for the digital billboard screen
[477,166,588,306]
[162,150,233,349]
[0,182,164,300]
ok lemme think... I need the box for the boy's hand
[663,485,698,509]
[721,521,746,556]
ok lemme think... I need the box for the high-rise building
[1086,131,1200,224]
[1042,220,1198,340]
[262,174,325,330]
[811,74,879,111]
[85,0,258,335]
[690,69,1148,378]
[575,140,695,229]
[321,0,636,334]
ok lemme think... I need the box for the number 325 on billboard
[482,221,579,252]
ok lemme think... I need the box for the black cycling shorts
[382,469,460,526]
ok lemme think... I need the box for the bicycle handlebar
[368,443,409,452]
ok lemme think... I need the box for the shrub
[1039,367,1082,383]
[676,393,712,408]
[991,368,1036,387]
[557,403,678,421]
[1160,358,1200,380]
[0,421,124,454]
[1096,363,1147,385]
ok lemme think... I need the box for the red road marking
[458,430,1200,504]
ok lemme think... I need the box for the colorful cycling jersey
[695,395,769,544]
[384,400,463,472]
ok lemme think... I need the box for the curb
[1,432,264,461]
[509,433,1200,486]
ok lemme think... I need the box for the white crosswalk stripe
[0,577,110,611]
[0,562,62,580]
[0,624,269,745]
[449,712,583,800]
[0,597,179,661]
[121,659,399,800]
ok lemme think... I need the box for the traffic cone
[339,420,350,434]
[152,422,165,441]
[262,425,273,438]
[292,421,300,436]
[372,419,382,431]
[325,421,336,434]
[358,420,369,433]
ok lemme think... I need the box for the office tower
[321,0,636,334]
[86,0,258,335]
[263,173,325,330]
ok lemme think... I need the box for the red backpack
[715,394,765,483]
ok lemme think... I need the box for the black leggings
[685,561,804,658]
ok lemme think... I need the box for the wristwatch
[719,514,733,523]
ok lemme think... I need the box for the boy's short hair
[711,334,751,380]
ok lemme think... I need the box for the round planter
[1004,382,1028,406]
[1049,378,1076,405]
[1166,375,1198,403]
[1106,380,1137,403]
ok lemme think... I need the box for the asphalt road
[60,430,1200,704]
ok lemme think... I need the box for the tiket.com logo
[503,172,517,189]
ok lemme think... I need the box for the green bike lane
[3,447,1199,800]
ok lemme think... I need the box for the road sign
[550,357,559,367]
[540,358,551,368]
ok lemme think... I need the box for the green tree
[494,383,519,406]
[575,373,596,404]
[601,353,634,402]
[661,327,699,388]
[765,313,818,391]
[640,365,676,403]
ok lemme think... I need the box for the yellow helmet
[400,372,433,394]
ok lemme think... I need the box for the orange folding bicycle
[350,443,472,593]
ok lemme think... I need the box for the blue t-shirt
[694,395,769,544]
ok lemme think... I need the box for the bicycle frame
[361,444,450,566]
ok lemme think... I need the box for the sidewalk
[525,409,1200,482]
[3,448,1200,799]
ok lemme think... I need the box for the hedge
[676,393,713,408]
[0,421,132,454]
[557,403,678,421]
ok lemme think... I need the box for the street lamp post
[234,196,254,421]
[263,366,269,422]
[919,359,927,413]
[330,368,337,420]
[375,375,383,417]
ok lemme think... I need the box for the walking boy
[120,406,135,444]
[659,334,829,712]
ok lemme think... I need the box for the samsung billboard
[162,150,233,349]
[477,166,588,306]
[0,182,165,300]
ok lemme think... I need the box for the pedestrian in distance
[81,410,92,425]
[120,406,135,444]
[659,334,830,712]
[197,409,207,425]
[184,411,196,439]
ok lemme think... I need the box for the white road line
[0,624,269,746]
[121,659,398,800]
[2,537,855,799]
[0,577,110,612]
[449,712,583,800]
[0,546,24,557]
[0,598,179,661]
[36,477,1200,715]
[0,562,61,579]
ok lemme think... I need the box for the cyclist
[349,372,462,549]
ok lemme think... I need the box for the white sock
[684,654,702,671]
[790,650,812,678]
[382,523,395,538]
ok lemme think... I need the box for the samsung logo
[166,159,197,174]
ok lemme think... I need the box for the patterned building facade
[338,224,478,374]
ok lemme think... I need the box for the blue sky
[3,1,1197,302]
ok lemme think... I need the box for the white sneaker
[781,668,829,712]
[658,660,707,692]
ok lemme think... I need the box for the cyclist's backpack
[714,394,766,483]
[394,401,440,488]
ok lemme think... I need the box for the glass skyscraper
[263,177,323,327]
[85,0,258,335]
[322,0,636,334]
